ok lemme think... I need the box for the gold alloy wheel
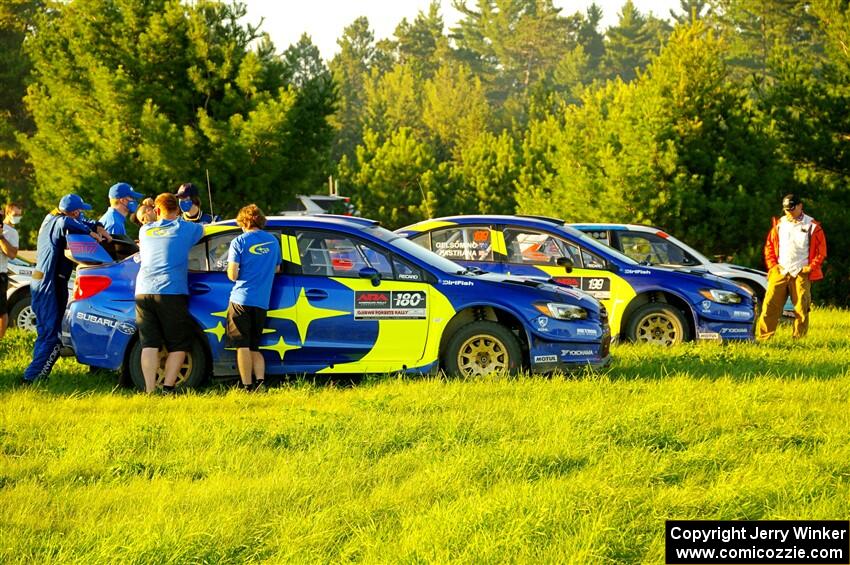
[456,334,510,376]
[155,349,193,387]
[635,313,683,346]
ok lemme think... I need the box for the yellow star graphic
[204,321,226,342]
[260,336,301,361]
[267,287,349,344]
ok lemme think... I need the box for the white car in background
[6,256,38,331]
[571,223,793,317]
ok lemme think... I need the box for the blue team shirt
[99,207,127,236]
[227,230,282,309]
[136,218,204,296]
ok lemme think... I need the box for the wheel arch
[120,317,214,386]
[621,290,696,341]
[439,305,530,366]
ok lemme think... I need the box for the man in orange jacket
[756,193,827,340]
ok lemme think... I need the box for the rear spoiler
[66,234,139,265]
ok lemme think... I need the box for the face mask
[10,215,21,225]
[127,200,138,214]
[179,200,193,213]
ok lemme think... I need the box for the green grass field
[1,309,849,563]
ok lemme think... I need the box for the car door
[285,228,431,369]
[189,229,298,375]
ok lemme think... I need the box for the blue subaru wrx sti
[397,216,757,345]
[62,216,611,389]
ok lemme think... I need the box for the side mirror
[359,267,381,287]
[556,256,573,272]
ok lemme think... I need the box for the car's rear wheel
[8,294,36,332]
[441,321,522,377]
[625,303,689,346]
[126,336,207,391]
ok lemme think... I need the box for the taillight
[73,275,112,301]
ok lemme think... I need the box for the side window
[188,241,207,271]
[430,227,493,262]
[295,230,394,279]
[504,228,570,266]
[410,232,431,251]
[580,248,606,270]
[393,256,425,282]
[585,230,611,246]
[207,232,240,272]
[619,232,689,265]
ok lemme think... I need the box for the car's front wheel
[125,336,208,391]
[625,303,689,346]
[441,321,522,377]
[8,293,36,332]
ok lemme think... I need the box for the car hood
[463,272,602,311]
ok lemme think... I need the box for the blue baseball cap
[108,182,144,200]
[59,193,93,213]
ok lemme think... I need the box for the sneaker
[253,380,266,392]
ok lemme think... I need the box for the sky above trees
[241,0,679,59]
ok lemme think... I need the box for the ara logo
[76,312,134,334]
[249,243,271,255]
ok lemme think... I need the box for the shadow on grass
[2,326,847,396]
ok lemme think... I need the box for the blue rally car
[397,216,757,345]
[62,216,611,389]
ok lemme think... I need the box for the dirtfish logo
[249,243,271,255]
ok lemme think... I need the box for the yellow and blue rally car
[62,216,611,389]
[397,216,757,345]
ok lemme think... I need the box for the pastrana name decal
[354,291,427,319]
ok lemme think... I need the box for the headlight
[698,289,742,304]
[534,302,588,320]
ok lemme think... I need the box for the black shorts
[226,302,267,351]
[0,273,7,314]
[135,294,193,352]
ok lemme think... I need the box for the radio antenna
[205,169,215,219]
[418,180,433,219]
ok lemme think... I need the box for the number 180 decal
[354,290,427,319]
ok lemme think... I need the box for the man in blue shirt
[226,204,281,390]
[23,194,111,384]
[100,182,145,236]
[136,193,204,393]
[175,182,220,225]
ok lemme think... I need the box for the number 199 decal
[355,291,427,319]
[580,277,611,299]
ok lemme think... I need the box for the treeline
[1,0,848,303]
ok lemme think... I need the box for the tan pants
[756,267,811,340]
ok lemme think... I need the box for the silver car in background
[5,256,38,331]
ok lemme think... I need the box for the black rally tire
[125,335,208,391]
[441,320,523,377]
[625,303,689,346]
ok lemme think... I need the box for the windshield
[558,224,639,265]
[364,225,467,274]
